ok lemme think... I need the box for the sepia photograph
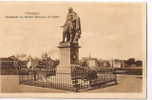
[0,2,146,98]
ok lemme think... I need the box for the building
[110,59,125,68]
[80,57,99,70]
[0,56,19,75]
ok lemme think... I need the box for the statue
[61,7,81,43]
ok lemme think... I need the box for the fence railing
[19,65,117,92]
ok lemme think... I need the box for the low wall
[114,68,142,75]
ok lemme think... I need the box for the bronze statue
[61,7,81,43]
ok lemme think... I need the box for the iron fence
[19,66,117,92]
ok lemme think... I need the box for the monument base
[47,42,80,89]
[56,66,71,74]
[47,72,73,87]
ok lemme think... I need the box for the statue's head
[68,7,73,13]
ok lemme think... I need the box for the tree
[41,52,49,60]
[126,58,135,67]
[135,60,143,67]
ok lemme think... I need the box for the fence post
[113,68,117,84]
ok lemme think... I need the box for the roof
[0,57,18,62]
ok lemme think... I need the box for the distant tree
[15,54,26,59]
[39,53,59,69]
[9,55,18,60]
[126,58,135,67]
[79,59,88,66]
[135,60,143,67]
[82,61,88,66]
[41,52,49,60]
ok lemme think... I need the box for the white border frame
[0,0,151,100]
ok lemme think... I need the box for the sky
[0,2,146,60]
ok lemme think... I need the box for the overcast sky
[0,2,146,60]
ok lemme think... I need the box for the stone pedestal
[57,42,80,74]
[47,42,80,88]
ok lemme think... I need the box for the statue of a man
[61,7,81,43]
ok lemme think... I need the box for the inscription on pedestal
[55,42,80,87]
